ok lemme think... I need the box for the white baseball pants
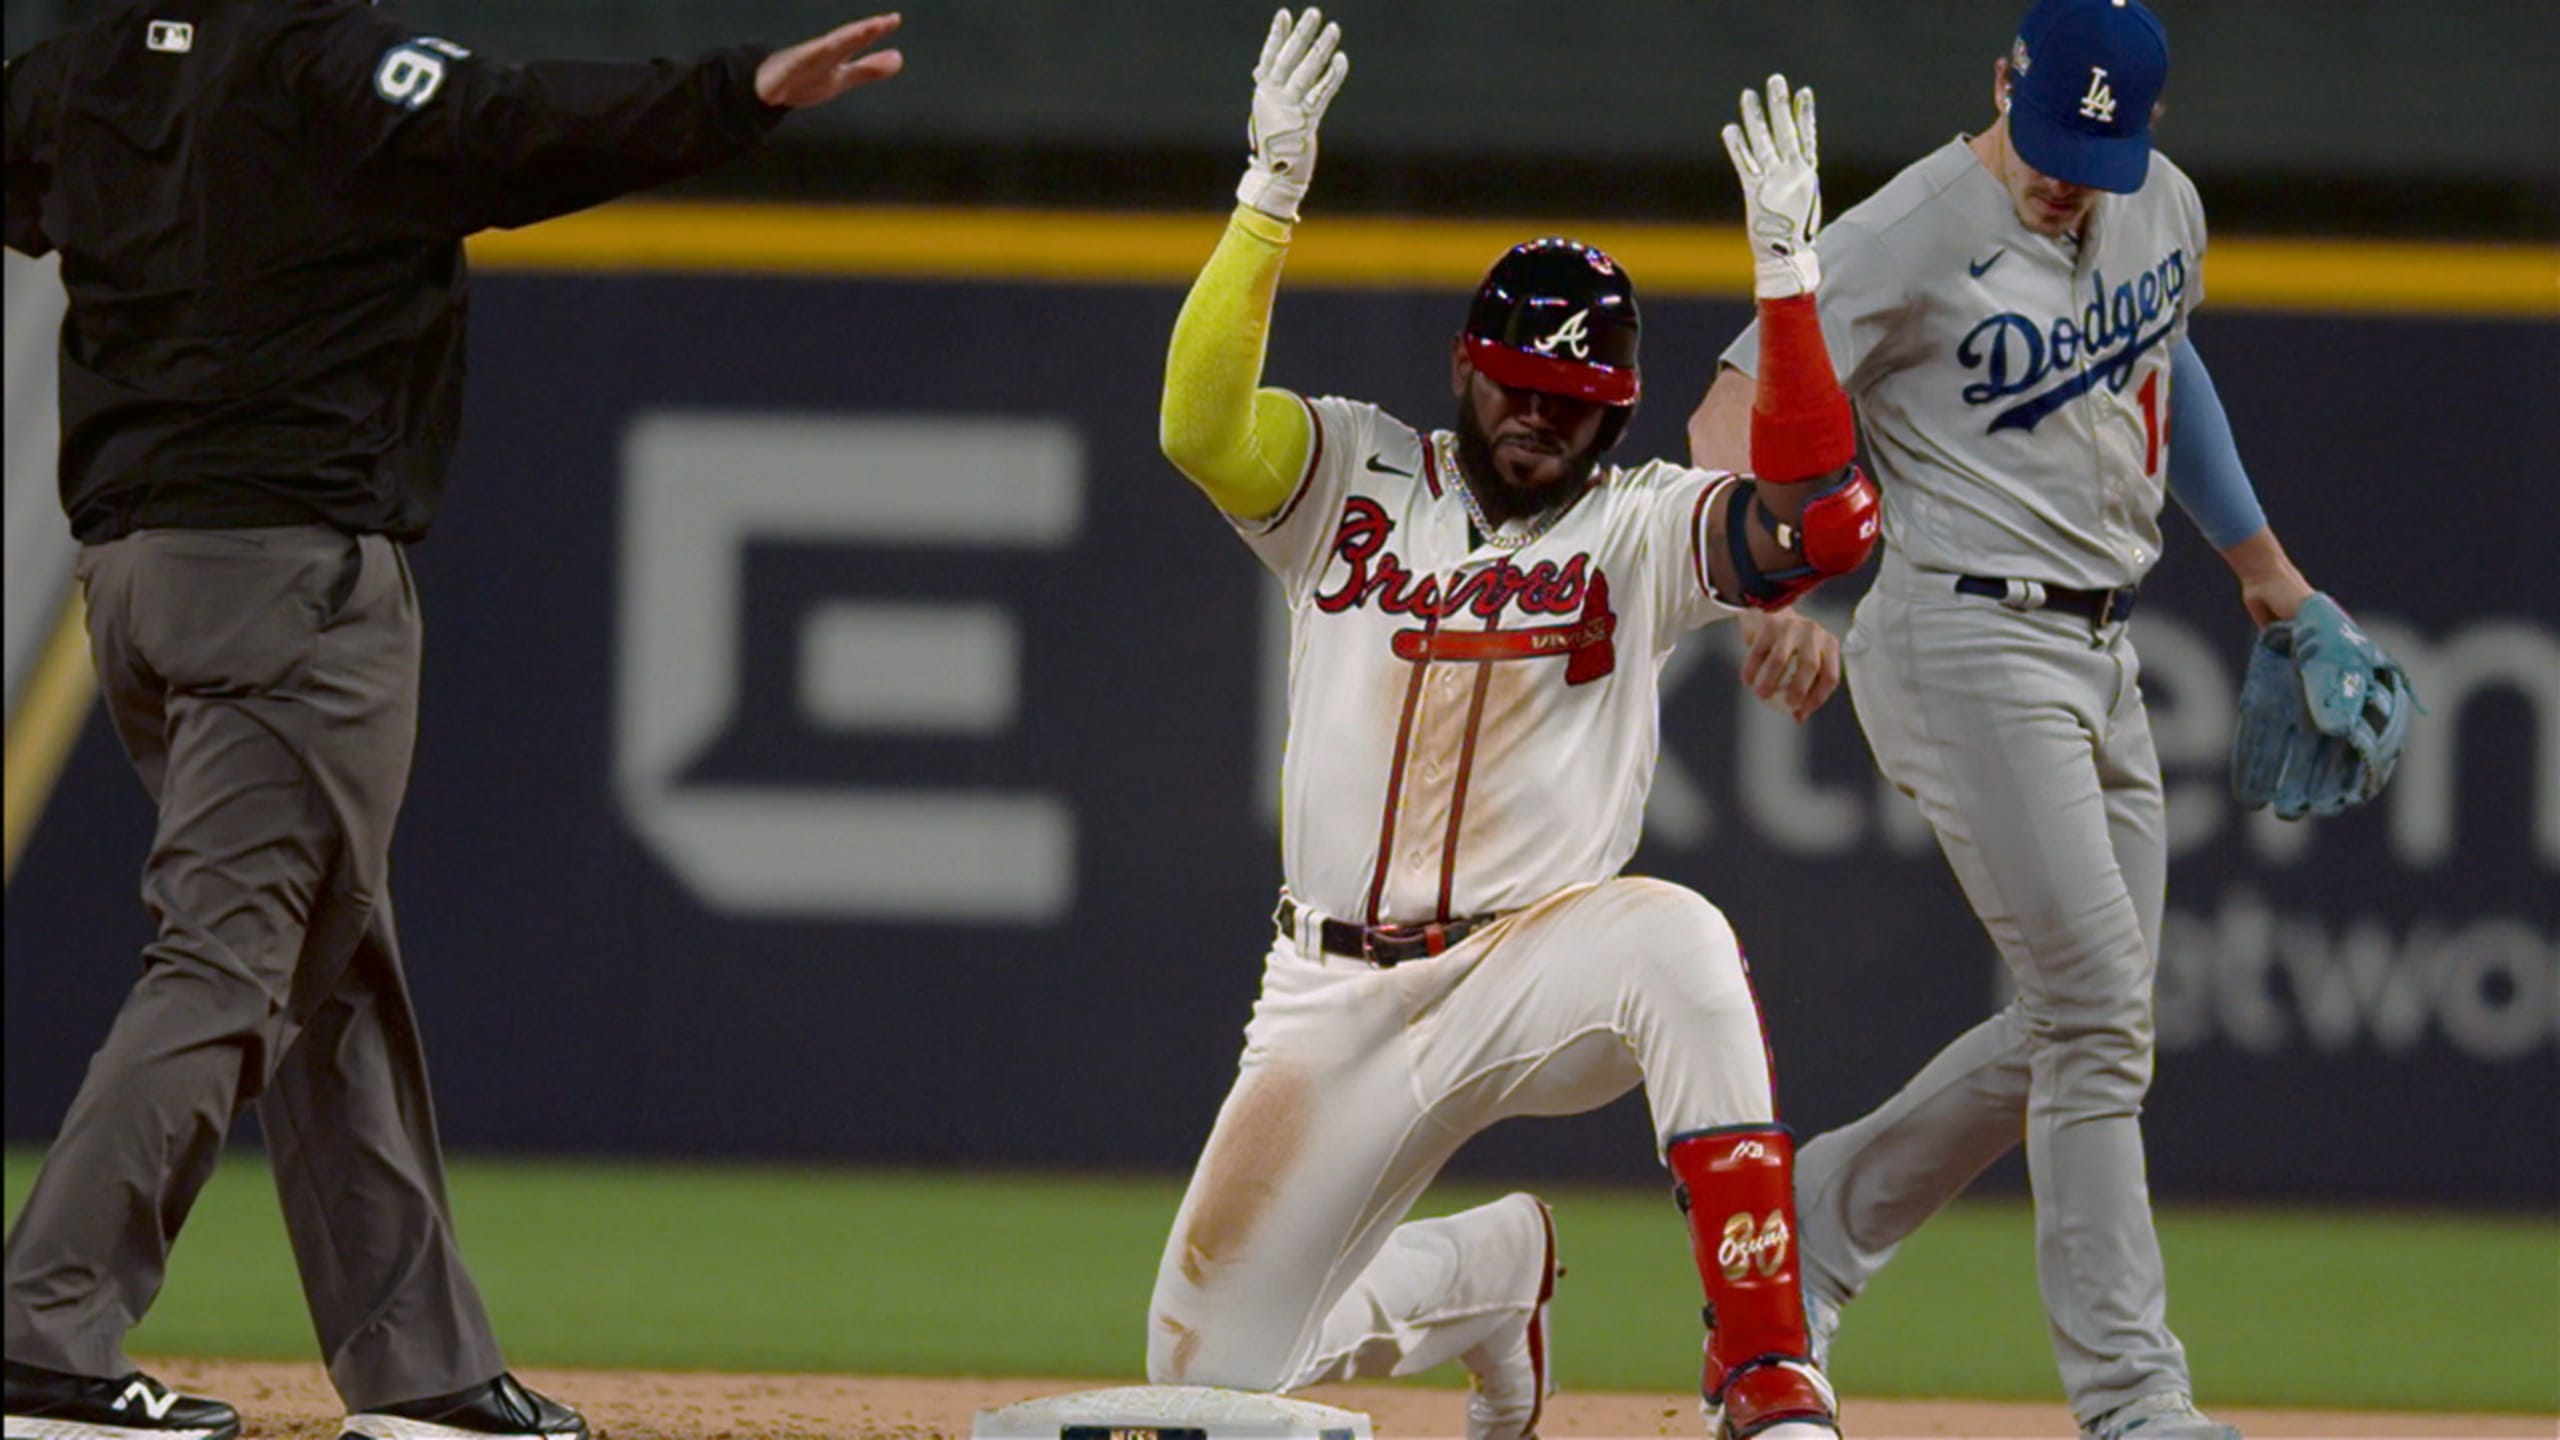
[1145,876,1776,1389]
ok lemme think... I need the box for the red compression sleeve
[1750,295,1854,484]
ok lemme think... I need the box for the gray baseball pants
[3,524,504,1406]
[1809,551,2190,1426]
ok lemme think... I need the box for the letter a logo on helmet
[1531,309,1593,360]
[1461,238,1642,410]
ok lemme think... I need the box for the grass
[4,1150,2554,1413]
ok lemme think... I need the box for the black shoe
[3,1360,241,1440]
[338,1373,585,1440]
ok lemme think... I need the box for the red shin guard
[1669,1126,1837,1438]
[1749,295,1854,485]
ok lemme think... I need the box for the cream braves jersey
[1723,138,2208,591]
[1237,395,1742,926]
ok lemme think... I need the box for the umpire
[1,5,905,1437]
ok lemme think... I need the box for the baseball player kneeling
[1147,13,1868,1439]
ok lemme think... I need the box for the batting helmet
[1461,238,1642,409]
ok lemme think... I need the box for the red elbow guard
[1750,294,1854,484]
[1799,466,1880,576]
[1724,466,1880,612]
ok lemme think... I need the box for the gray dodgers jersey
[1724,137,2208,592]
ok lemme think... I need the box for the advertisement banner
[8,270,2552,1204]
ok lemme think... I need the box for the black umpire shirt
[3,0,785,542]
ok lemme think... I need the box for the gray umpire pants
[1809,551,2190,1426]
[3,524,504,1406]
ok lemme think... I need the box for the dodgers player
[1148,13,1876,1440]
[1690,5,2325,1439]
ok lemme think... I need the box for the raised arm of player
[1160,8,1346,521]
[1699,75,1880,615]
[284,9,903,237]
[1696,357,1848,720]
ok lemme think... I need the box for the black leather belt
[1956,574,2139,626]
[1275,896,1495,966]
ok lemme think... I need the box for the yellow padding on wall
[471,203,2560,317]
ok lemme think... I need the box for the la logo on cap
[2079,66,2117,121]
[2005,0,2169,192]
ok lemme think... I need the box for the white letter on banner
[617,412,1082,923]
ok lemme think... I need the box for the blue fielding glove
[2232,593,2417,821]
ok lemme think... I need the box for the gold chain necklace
[1441,432,1572,552]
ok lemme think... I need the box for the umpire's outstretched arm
[289,8,905,237]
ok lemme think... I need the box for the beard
[1452,397,1607,528]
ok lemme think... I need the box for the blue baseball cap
[2006,0,2170,193]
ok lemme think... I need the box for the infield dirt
[152,1358,2552,1440]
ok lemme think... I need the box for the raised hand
[1237,8,1350,223]
[756,13,905,109]
[1722,73,1823,298]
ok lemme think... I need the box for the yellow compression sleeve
[1160,205,1314,521]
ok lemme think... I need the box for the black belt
[1275,896,1496,966]
[1955,574,2139,626]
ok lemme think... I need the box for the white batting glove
[1237,8,1349,223]
[1722,74,1823,298]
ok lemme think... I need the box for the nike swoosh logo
[1968,249,2007,279]
[1365,454,1414,477]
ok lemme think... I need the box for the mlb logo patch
[146,19,193,53]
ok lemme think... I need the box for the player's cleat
[1700,1356,1839,1440]
[337,1374,586,1440]
[2079,1392,2241,1440]
[2,1361,241,1440]
[1802,1288,1841,1369]
[1459,1193,1558,1440]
